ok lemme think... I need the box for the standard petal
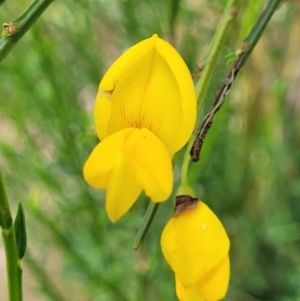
[94,34,196,154]
[161,201,230,288]
[100,36,156,92]
[125,128,173,201]
[106,45,183,154]
[94,93,112,140]
[155,38,196,153]
[95,35,157,140]
[199,255,230,301]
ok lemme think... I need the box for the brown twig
[190,53,245,162]
[190,0,282,162]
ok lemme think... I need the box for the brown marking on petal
[99,89,114,100]
[173,195,199,216]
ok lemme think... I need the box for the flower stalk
[0,171,23,301]
[133,202,159,249]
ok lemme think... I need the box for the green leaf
[14,202,27,259]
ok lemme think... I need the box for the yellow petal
[83,128,135,189]
[83,127,172,221]
[199,255,230,301]
[176,275,205,301]
[100,36,156,92]
[94,92,112,139]
[155,37,196,152]
[94,34,196,154]
[106,46,182,154]
[126,128,173,201]
[83,128,141,222]
[106,152,142,222]
[161,201,230,287]
[95,35,157,140]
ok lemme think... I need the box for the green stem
[133,202,159,250]
[196,0,239,114]
[180,139,194,186]
[190,0,282,162]
[0,172,12,229]
[239,0,282,63]
[181,0,239,185]
[0,0,54,63]
[0,172,22,301]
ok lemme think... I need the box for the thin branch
[190,0,283,162]
[191,54,243,162]
[181,0,239,185]
[195,0,239,113]
[133,202,159,249]
[0,171,12,229]
[0,0,54,63]
[0,171,23,301]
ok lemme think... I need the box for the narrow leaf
[14,202,27,259]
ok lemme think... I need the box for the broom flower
[161,198,230,301]
[84,34,196,222]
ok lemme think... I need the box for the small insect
[2,22,18,37]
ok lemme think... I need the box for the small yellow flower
[84,34,196,222]
[161,201,230,301]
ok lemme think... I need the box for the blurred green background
[1,0,300,300]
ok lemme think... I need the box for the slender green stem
[240,0,282,64]
[180,139,194,186]
[181,0,239,185]
[196,0,239,114]
[2,229,23,301]
[190,0,282,162]
[0,172,22,301]
[133,202,159,249]
[0,0,54,63]
[0,172,12,229]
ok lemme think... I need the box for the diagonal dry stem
[190,0,283,162]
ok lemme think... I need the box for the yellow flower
[161,201,230,301]
[84,34,196,222]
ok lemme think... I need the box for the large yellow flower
[84,34,196,222]
[161,200,230,301]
